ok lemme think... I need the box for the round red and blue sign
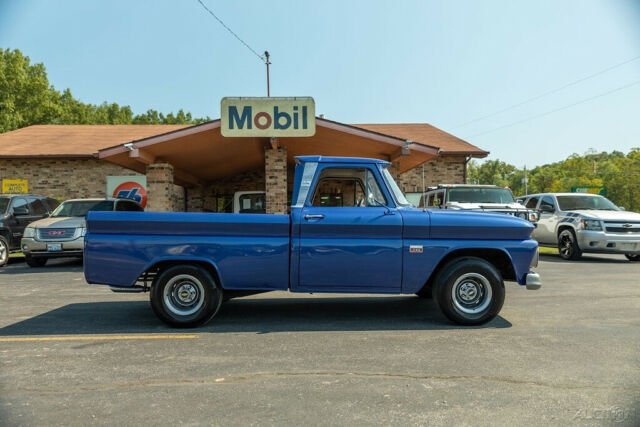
[113,181,147,208]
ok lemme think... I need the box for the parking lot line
[0,334,198,342]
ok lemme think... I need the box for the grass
[538,246,557,255]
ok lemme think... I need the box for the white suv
[517,193,640,261]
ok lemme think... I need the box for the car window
[433,191,444,207]
[11,197,28,213]
[122,201,143,211]
[556,195,618,211]
[525,197,539,209]
[238,193,266,213]
[45,198,60,211]
[311,168,385,207]
[0,197,9,214]
[540,196,555,211]
[29,198,48,215]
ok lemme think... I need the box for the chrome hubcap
[0,242,7,263]
[163,274,205,316]
[451,273,492,315]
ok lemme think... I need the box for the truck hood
[447,202,528,210]
[402,208,534,240]
[29,216,86,229]
[568,210,640,221]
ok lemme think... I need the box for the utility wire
[452,55,640,129]
[466,79,640,139]
[196,0,266,62]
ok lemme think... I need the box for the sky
[1,0,639,167]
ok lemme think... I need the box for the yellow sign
[2,179,28,194]
[221,97,316,137]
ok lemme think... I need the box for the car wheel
[415,284,433,299]
[25,255,48,268]
[432,257,505,325]
[0,236,8,267]
[625,253,640,262]
[150,265,223,328]
[558,229,582,260]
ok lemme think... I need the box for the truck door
[535,195,559,244]
[297,166,403,292]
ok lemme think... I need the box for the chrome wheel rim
[451,273,492,315]
[0,241,7,264]
[559,234,572,257]
[163,274,205,316]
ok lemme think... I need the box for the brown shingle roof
[352,123,488,157]
[0,125,189,157]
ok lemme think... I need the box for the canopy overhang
[98,118,440,187]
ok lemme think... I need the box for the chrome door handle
[304,214,325,220]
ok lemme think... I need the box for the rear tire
[0,236,8,267]
[25,255,48,268]
[432,257,505,325]
[150,265,223,328]
[625,253,640,262]
[558,229,582,260]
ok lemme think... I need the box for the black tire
[416,284,433,299]
[0,236,8,267]
[25,255,48,268]
[150,265,223,328]
[558,229,582,260]
[432,257,505,325]
[625,253,640,262]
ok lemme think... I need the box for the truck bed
[84,211,290,290]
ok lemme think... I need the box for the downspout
[463,156,471,184]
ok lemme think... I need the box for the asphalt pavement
[0,253,638,426]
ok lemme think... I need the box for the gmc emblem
[48,231,64,236]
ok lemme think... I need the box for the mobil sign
[221,97,315,137]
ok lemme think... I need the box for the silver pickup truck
[517,192,640,261]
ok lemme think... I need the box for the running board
[109,285,148,293]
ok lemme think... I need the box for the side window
[11,198,29,213]
[540,196,555,212]
[526,197,539,209]
[311,168,385,207]
[29,199,48,215]
[45,198,60,211]
[116,201,144,211]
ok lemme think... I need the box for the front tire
[558,229,582,260]
[625,253,640,262]
[150,265,223,328]
[432,257,505,325]
[25,255,48,267]
[0,236,8,267]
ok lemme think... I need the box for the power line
[466,79,640,139]
[196,0,265,62]
[451,55,640,130]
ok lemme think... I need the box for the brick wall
[264,147,288,214]
[0,158,140,200]
[397,156,466,193]
[146,163,174,212]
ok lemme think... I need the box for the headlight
[529,212,539,222]
[581,219,602,231]
[79,227,87,237]
[23,227,35,238]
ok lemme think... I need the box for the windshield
[447,188,515,204]
[51,200,114,217]
[556,195,618,211]
[0,197,9,214]
[382,167,411,206]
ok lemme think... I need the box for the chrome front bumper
[525,272,542,290]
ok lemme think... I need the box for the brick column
[265,147,288,214]
[146,162,174,212]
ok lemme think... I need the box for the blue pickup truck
[84,156,541,327]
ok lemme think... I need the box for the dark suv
[0,195,60,267]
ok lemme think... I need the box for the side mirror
[539,205,554,213]
[13,207,29,216]
[618,206,626,211]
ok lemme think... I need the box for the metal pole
[265,51,271,97]
[524,165,528,194]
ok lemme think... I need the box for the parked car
[21,198,143,267]
[517,193,640,261]
[84,156,541,328]
[0,194,60,267]
[233,191,266,213]
[419,184,538,223]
